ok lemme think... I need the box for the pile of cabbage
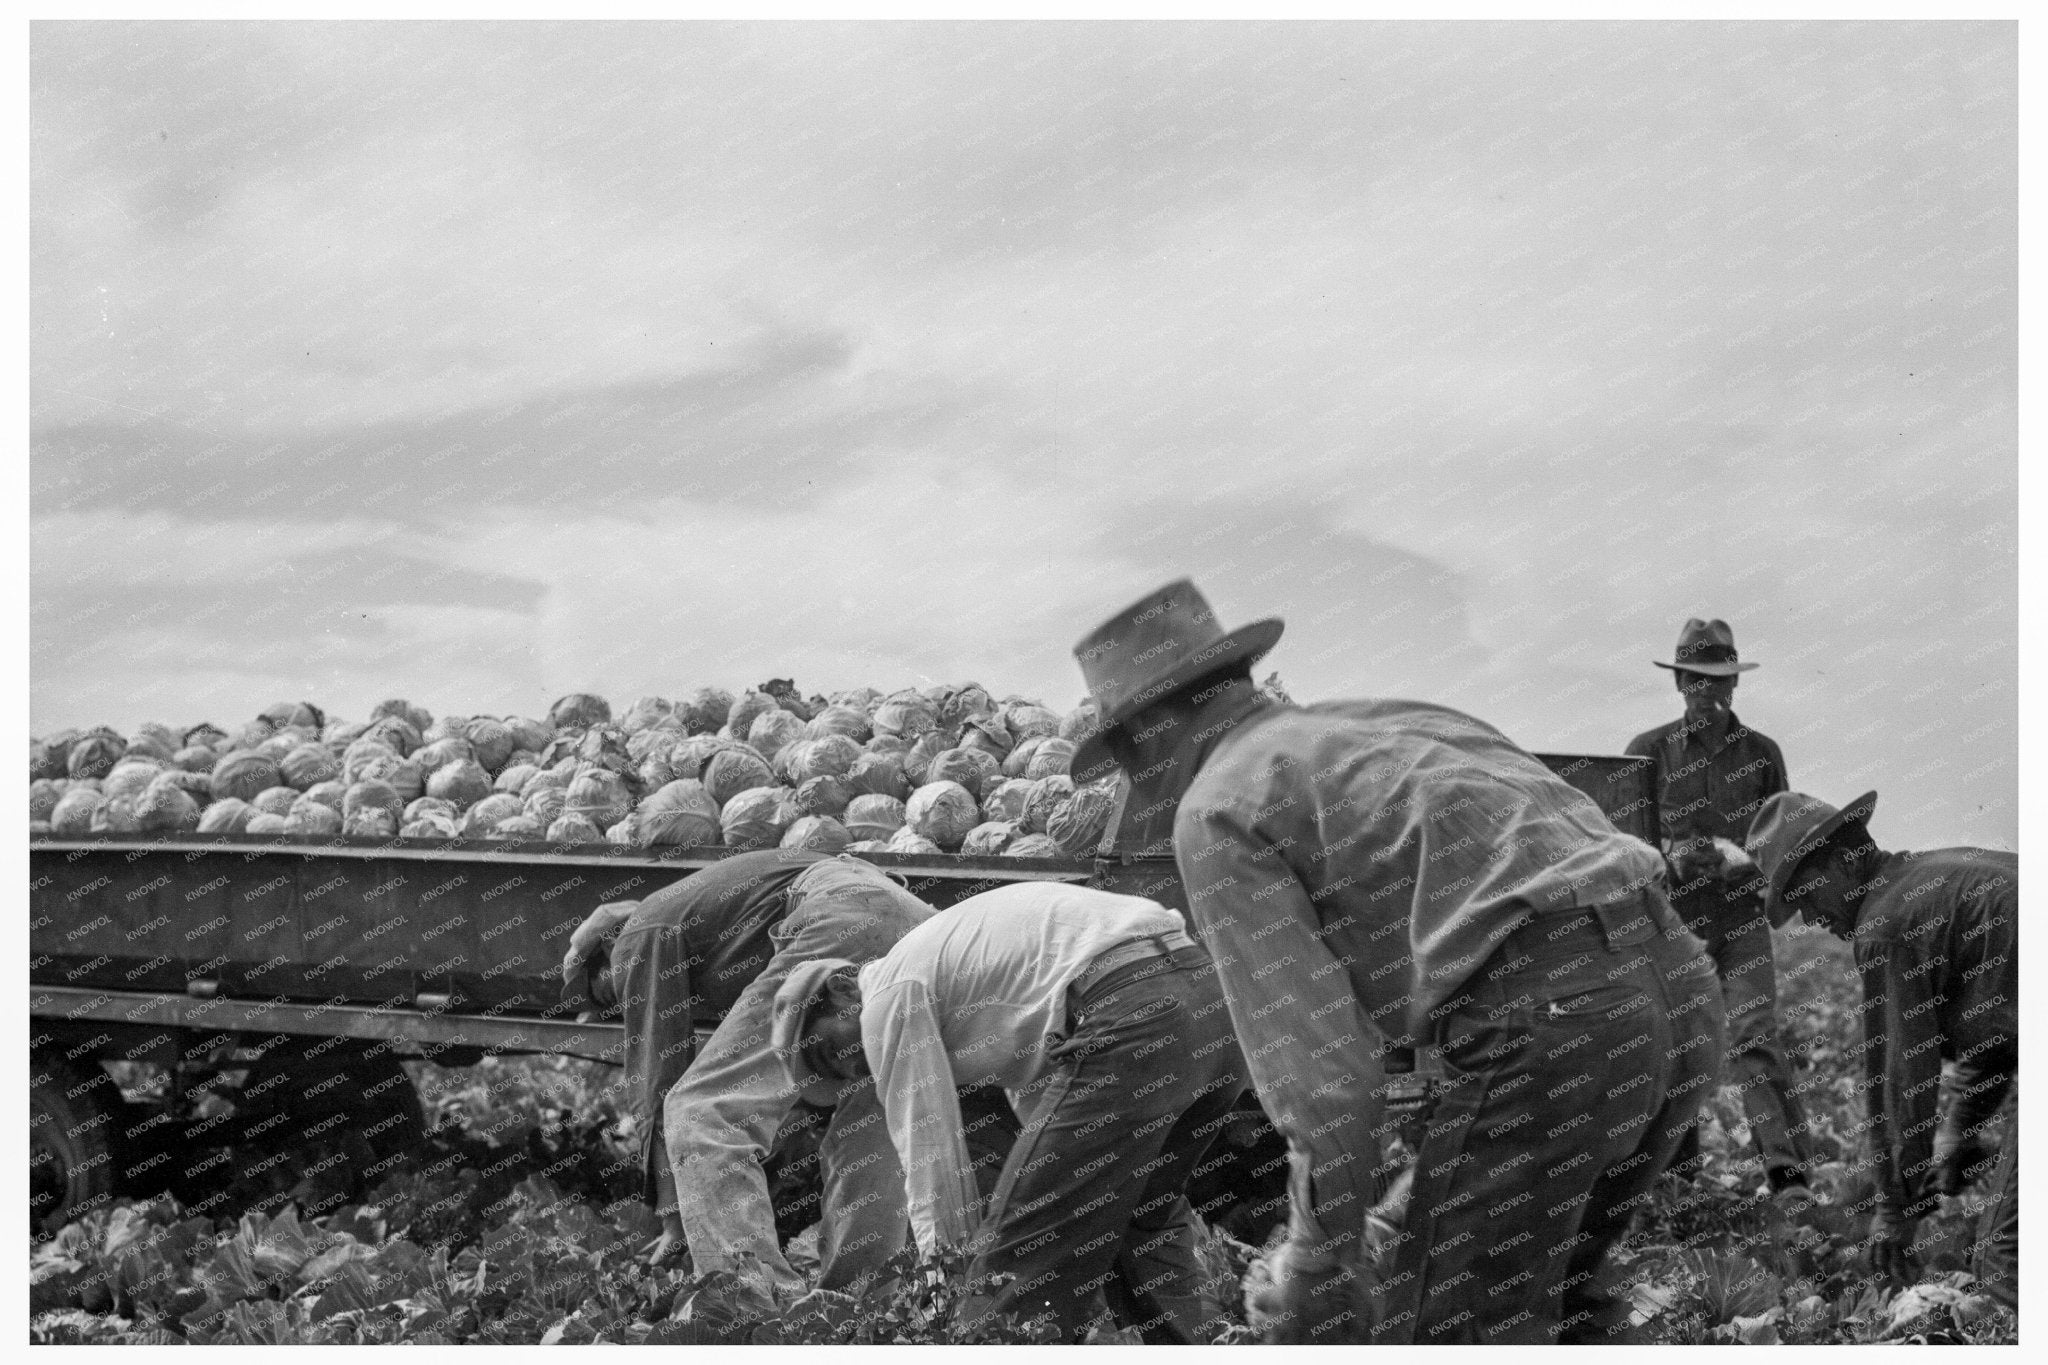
[27,684,1119,860]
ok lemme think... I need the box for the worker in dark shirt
[1747,791,2016,1307]
[1626,618,1816,1198]
[560,850,942,1302]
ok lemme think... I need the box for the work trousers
[1669,887,1815,1188]
[666,856,935,1300]
[1972,1087,2018,1309]
[969,943,1248,1344]
[1378,888,1727,1345]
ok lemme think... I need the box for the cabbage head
[702,746,775,807]
[905,781,978,851]
[505,715,554,753]
[793,774,852,819]
[123,731,178,764]
[1022,775,1076,834]
[281,744,341,790]
[413,737,476,777]
[958,716,1013,763]
[1002,704,1062,743]
[720,786,793,850]
[370,699,435,733]
[870,695,937,741]
[804,706,872,744]
[747,708,807,763]
[844,793,907,844]
[68,733,128,780]
[29,779,62,823]
[928,747,1000,800]
[404,796,460,824]
[620,696,677,733]
[137,778,202,832]
[1004,833,1064,859]
[283,800,343,836]
[562,767,632,828]
[361,716,422,757]
[256,733,302,762]
[636,780,722,848]
[183,722,231,750]
[549,693,613,730]
[103,760,166,803]
[1022,738,1076,780]
[50,789,105,836]
[244,813,289,835]
[463,718,516,773]
[673,687,729,736]
[427,760,495,809]
[885,827,943,856]
[726,690,780,742]
[782,815,851,853]
[198,798,255,835]
[300,780,347,814]
[403,811,460,840]
[863,733,909,758]
[523,786,568,827]
[461,793,526,837]
[961,821,1019,856]
[902,733,952,787]
[173,746,217,774]
[607,816,639,846]
[351,752,424,804]
[344,780,406,822]
[981,778,1035,824]
[844,753,910,801]
[261,701,325,731]
[547,813,605,844]
[1046,783,1117,857]
[344,808,399,839]
[251,787,300,818]
[495,763,540,796]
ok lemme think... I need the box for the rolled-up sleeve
[1176,802,1385,1269]
[863,978,979,1256]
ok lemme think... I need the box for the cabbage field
[29,682,1122,859]
[26,920,2016,1345]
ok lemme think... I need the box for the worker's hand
[642,1213,686,1266]
[1932,1118,1995,1197]
[1866,1205,1919,1287]
[560,900,639,986]
[1247,1244,1370,1344]
[1665,838,1720,888]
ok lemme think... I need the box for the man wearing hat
[1624,619,1817,1198]
[560,849,949,1301]
[1065,578,1726,1345]
[1746,791,2016,1306]
[773,880,1248,1344]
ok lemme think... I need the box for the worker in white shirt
[773,881,1248,1343]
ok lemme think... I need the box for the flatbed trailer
[29,753,1656,1234]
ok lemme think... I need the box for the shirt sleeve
[1856,922,1944,1221]
[611,922,698,1132]
[1177,802,1387,1270]
[863,976,979,1256]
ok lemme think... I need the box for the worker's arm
[1176,801,1386,1273]
[862,978,979,1257]
[1856,925,1944,1224]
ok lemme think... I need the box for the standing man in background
[1626,618,1817,1201]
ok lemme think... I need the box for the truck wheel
[30,1057,119,1235]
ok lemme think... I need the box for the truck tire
[30,1057,120,1235]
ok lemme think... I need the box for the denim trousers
[1376,888,1728,1344]
[666,856,936,1300]
[1972,1086,2018,1308]
[967,944,1249,1343]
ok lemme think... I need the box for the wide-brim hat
[1653,617,1759,677]
[1069,578,1284,784]
[770,957,861,1104]
[1745,789,1878,926]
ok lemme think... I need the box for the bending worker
[774,880,1248,1344]
[1626,617,1817,1199]
[561,849,972,1301]
[1746,790,2016,1308]
[1065,578,1728,1344]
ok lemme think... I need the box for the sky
[29,21,2016,851]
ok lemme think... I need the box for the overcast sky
[30,21,2015,850]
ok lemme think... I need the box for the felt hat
[1745,789,1878,926]
[770,957,862,1101]
[1654,618,1760,677]
[1070,578,1283,783]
